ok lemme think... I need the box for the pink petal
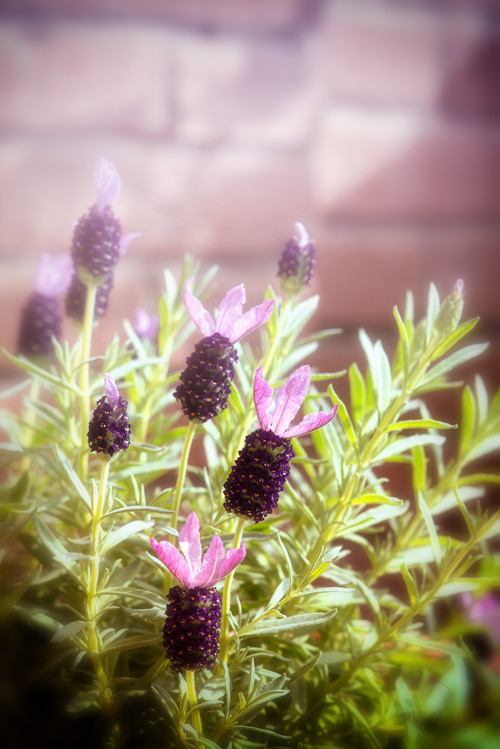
[271,366,311,436]
[294,221,309,248]
[283,405,338,438]
[212,544,246,584]
[35,253,72,296]
[150,538,193,587]
[226,298,275,343]
[134,308,159,339]
[195,535,224,587]
[184,279,216,337]
[119,231,141,257]
[178,512,202,577]
[95,156,121,211]
[215,285,246,338]
[253,367,273,430]
[104,373,119,408]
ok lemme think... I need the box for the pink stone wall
[1,0,499,406]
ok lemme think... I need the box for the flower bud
[174,333,238,422]
[18,293,62,359]
[434,279,465,337]
[88,377,131,460]
[277,222,316,296]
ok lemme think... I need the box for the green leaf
[351,494,402,506]
[430,317,479,361]
[412,444,427,494]
[417,493,442,563]
[51,620,87,643]
[101,520,153,553]
[424,343,489,383]
[242,610,336,637]
[384,418,456,432]
[426,283,440,344]
[349,362,366,424]
[328,385,357,450]
[393,305,410,384]
[400,562,419,607]
[375,434,445,461]
[55,445,92,511]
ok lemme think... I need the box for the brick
[0,21,170,135]
[173,33,322,148]
[310,105,500,221]
[318,0,442,109]
[438,14,500,120]
[0,0,309,34]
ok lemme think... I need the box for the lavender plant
[1,163,499,749]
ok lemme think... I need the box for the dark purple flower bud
[174,333,238,422]
[277,222,316,295]
[71,203,121,285]
[18,293,62,359]
[223,428,295,523]
[163,585,221,671]
[65,271,114,322]
[88,375,131,460]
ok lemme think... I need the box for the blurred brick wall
[1,0,500,409]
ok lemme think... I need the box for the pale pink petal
[104,373,119,408]
[294,221,309,248]
[178,512,202,578]
[35,253,72,296]
[119,231,141,257]
[184,279,216,337]
[195,535,224,587]
[253,367,273,430]
[226,299,275,343]
[212,544,246,583]
[95,156,121,211]
[215,285,246,338]
[271,366,311,436]
[283,405,338,438]
[150,538,193,587]
[134,308,159,339]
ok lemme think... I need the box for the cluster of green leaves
[1,266,499,748]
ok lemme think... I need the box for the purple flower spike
[150,512,246,589]
[224,366,337,522]
[254,366,338,439]
[277,221,316,295]
[35,253,73,297]
[184,279,275,344]
[150,512,246,671]
[88,374,131,460]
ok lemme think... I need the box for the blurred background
[1,0,499,405]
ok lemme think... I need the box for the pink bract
[104,374,120,409]
[150,511,246,589]
[254,365,338,439]
[184,279,275,344]
[35,253,73,297]
[95,156,121,212]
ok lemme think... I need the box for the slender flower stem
[219,516,246,663]
[78,283,97,480]
[185,669,203,738]
[170,421,196,537]
[87,458,112,710]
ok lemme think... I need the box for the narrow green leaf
[412,444,427,494]
[51,619,87,643]
[242,610,336,637]
[459,385,476,457]
[417,493,442,563]
[101,520,153,553]
[393,305,410,384]
[384,418,456,432]
[430,317,479,361]
[375,434,445,461]
[400,563,419,607]
[426,283,440,344]
[425,343,489,383]
[351,493,402,506]
[267,579,290,611]
[349,362,366,424]
[328,385,357,450]
[55,445,91,511]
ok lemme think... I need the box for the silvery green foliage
[1,262,499,748]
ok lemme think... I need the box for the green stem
[219,516,246,663]
[78,283,97,481]
[87,458,112,709]
[170,421,196,537]
[186,669,203,738]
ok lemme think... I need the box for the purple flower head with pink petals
[224,366,337,522]
[174,280,275,422]
[87,374,131,460]
[150,512,246,589]
[277,222,316,295]
[71,157,123,285]
[151,513,246,671]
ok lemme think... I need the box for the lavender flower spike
[18,253,72,359]
[150,513,246,671]
[277,221,316,295]
[87,374,131,460]
[224,366,338,522]
[174,280,275,422]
